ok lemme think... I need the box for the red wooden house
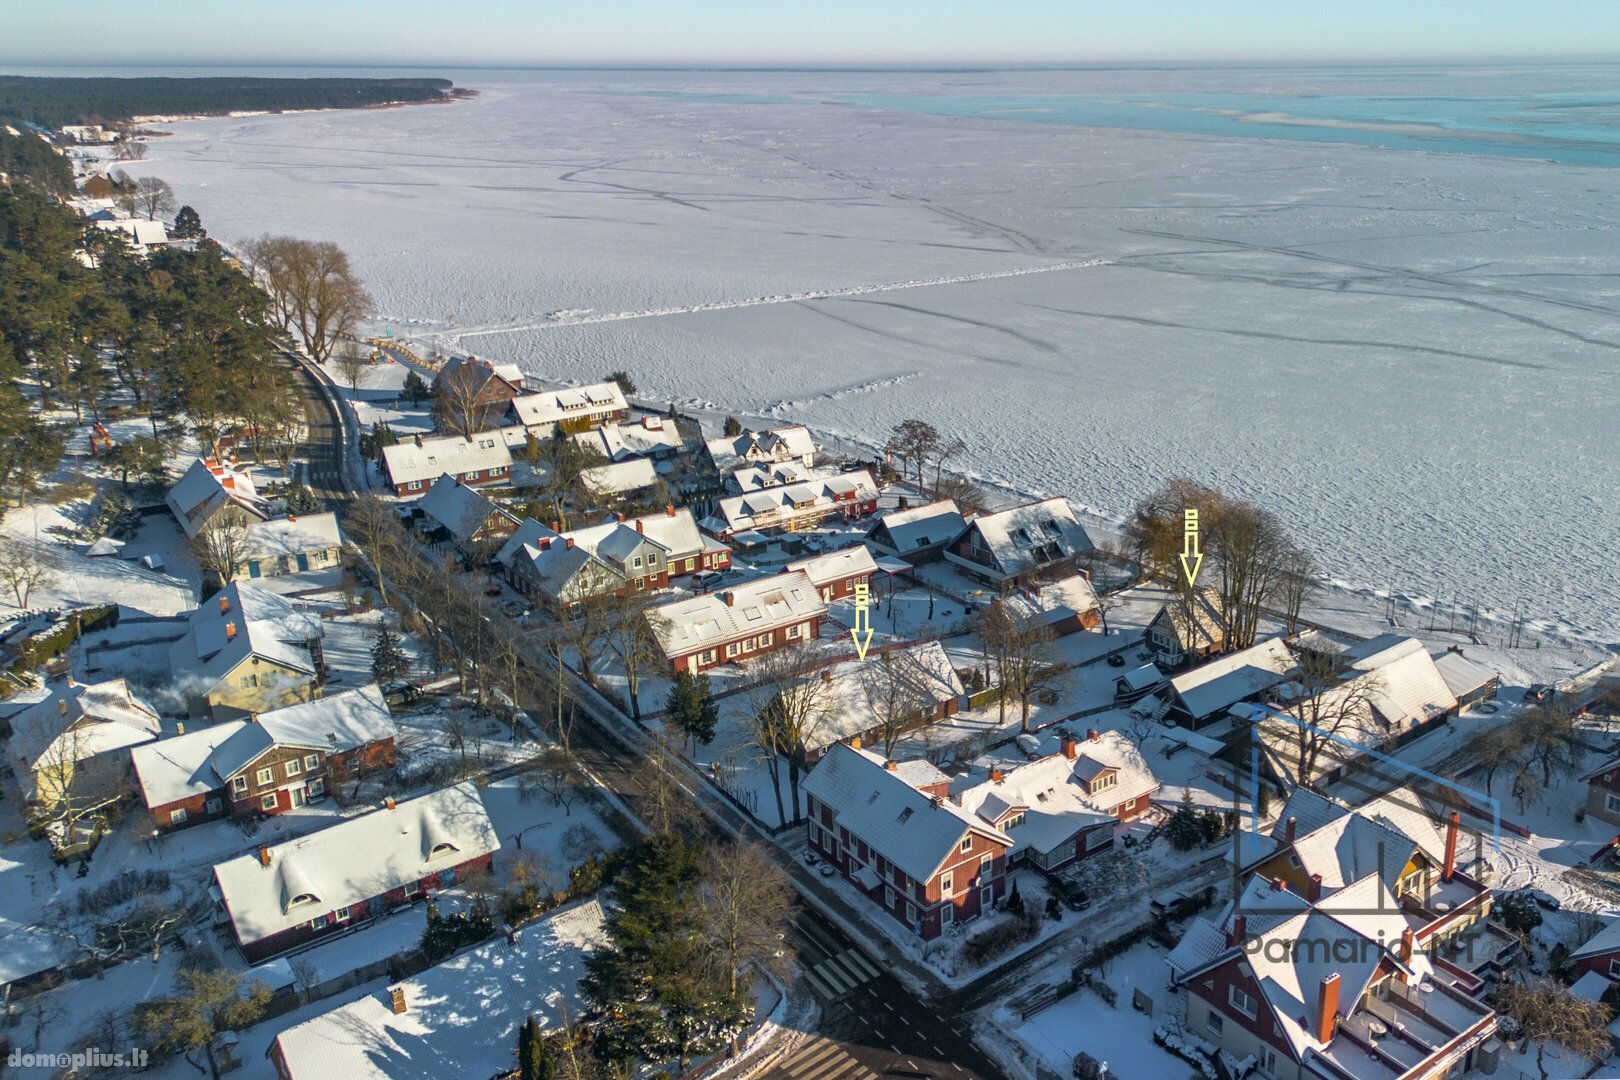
[648,569,826,674]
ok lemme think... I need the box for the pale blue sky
[6,1,1620,66]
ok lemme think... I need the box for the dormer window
[428,841,459,859]
[288,892,318,909]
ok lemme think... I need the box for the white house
[243,512,343,578]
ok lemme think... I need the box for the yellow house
[169,581,325,722]
[9,678,161,814]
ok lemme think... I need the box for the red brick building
[379,434,513,496]
[648,569,826,674]
[803,741,1012,940]
[131,686,398,830]
[786,545,878,602]
[212,782,499,963]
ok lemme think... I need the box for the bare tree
[602,595,664,720]
[289,956,322,1002]
[113,138,147,161]
[930,433,967,500]
[247,236,372,362]
[1277,545,1317,635]
[342,494,404,604]
[633,733,701,835]
[528,747,587,815]
[700,841,797,1056]
[0,537,60,607]
[884,418,939,491]
[740,644,833,825]
[431,360,491,437]
[981,603,1066,732]
[934,474,993,515]
[190,509,255,586]
[1495,977,1612,1080]
[1268,653,1386,787]
[334,339,368,397]
[859,646,942,756]
[134,176,175,221]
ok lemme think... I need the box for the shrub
[961,909,1041,967]
[1499,892,1542,936]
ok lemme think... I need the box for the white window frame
[260,793,279,811]
[980,854,994,876]
[941,874,953,897]
[1607,793,1620,814]
[960,836,972,853]
[256,766,275,786]
[940,904,953,926]
[285,757,302,777]
[308,777,326,797]
[1228,984,1258,1020]
[169,807,187,825]
[1206,1011,1225,1036]
[725,643,740,659]
[305,754,321,772]
[232,776,248,794]
[335,906,351,921]
[310,915,328,930]
[786,624,801,640]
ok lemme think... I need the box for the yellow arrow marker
[1179,508,1204,588]
[850,581,874,660]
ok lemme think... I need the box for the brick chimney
[885,760,897,772]
[1284,816,1297,843]
[666,504,676,516]
[616,512,626,523]
[1272,877,1288,894]
[1399,927,1415,967]
[389,987,407,1015]
[1307,873,1322,902]
[1442,810,1460,883]
[990,767,1004,783]
[1227,913,1247,948]
[565,537,575,549]
[1315,973,1341,1045]
[722,591,736,607]
[538,537,551,551]
[1088,728,1101,742]
[1061,735,1077,760]
[258,846,272,867]
[225,621,237,640]
[384,796,397,810]
[636,519,644,534]
[219,595,231,614]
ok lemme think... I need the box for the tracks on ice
[446,259,1109,340]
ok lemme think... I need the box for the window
[1228,985,1258,1019]
[260,793,279,811]
[305,754,321,772]
[700,649,716,665]
[1610,958,1620,980]
[759,631,772,647]
[1607,793,1620,814]
[941,874,953,897]
[239,675,251,689]
[336,906,351,921]
[232,776,248,794]
[1092,772,1116,792]
[257,767,275,786]
[1259,1048,1277,1076]
[786,624,801,640]
[685,558,695,571]
[906,902,916,923]
[205,798,221,814]
[285,758,302,777]
[1206,1011,1224,1036]
[980,854,994,877]
[308,777,325,797]
[632,556,642,568]
[169,807,188,825]
[310,915,328,930]
[884,886,895,908]
[941,904,953,926]
[960,837,972,854]
[725,643,740,659]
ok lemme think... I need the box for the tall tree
[699,842,796,1056]
[371,624,412,683]
[666,669,718,748]
[134,176,175,221]
[0,536,60,606]
[190,510,254,587]
[1495,977,1611,1080]
[741,644,833,825]
[131,968,272,1078]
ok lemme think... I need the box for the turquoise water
[626,67,1620,166]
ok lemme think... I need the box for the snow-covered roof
[1154,588,1226,652]
[1000,574,1100,626]
[1269,787,1349,845]
[165,457,270,538]
[1432,650,1496,700]
[1118,664,1165,693]
[951,731,1158,859]
[10,678,160,774]
[415,475,515,541]
[705,425,816,474]
[1286,813,1425,895]
[571,417,681,461]
[1572,970,1612,1003]
[214,782,499,948]
[1573,919,1620,961]
[802,742,1009,884]
[95,216,169,249]
[867,500,966,555]
[785,546,879,592]
[709,470,878,534]
[809,642,965,752]
[509,380,627,429]
[132,686,395,807]
[647,570,826,658]
[270,898,607,1080]
[1169,636,1297,720]
[381,434,512,487]
[951,497,1091,578]
[580,457,658,497]
[168,581,323,687]
[496,521,624,603]
[246,512,342,560]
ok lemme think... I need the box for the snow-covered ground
[146,70,1620,654]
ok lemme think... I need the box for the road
[281,346,1003,1080]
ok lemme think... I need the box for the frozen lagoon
[150,68,1620,643]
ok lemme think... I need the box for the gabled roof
[10,679,160,773]
[1286,813,1424,895]
[952,497,1092,577]
[416,475,516,542]
[1000,574,1100,626]
[708,471,878,533]
[1269,787,1349,844]
[131,720,249,807]
[168,581,323,687]
[436,355,519,401]
[809,642,965,752]
[1154,588,1226,651]
[245,513,342,560]
[867,500,966,555]
[213,782,499,947]
[1573,918,1620,961]
[509,380,627,429]
[1169,636,1297,720]
[166,457,270,538]
[269,898,608,1080]
[731,461,819,493]
[785,546,879,591]
[381,434,512,487]
[571,417,681,461]
[705,425,815,474]
[647,570,826,657]
[802,743,1008,883]
[950,731,1158,858]
[1432,650,1496,701]
[211,685,397,780]
[580,458,658,497]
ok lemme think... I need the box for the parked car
[691,570,725,590]
[1055,881,1091,912]
[1106,652,1126,667]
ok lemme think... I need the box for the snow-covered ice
[147,68,1620,649]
